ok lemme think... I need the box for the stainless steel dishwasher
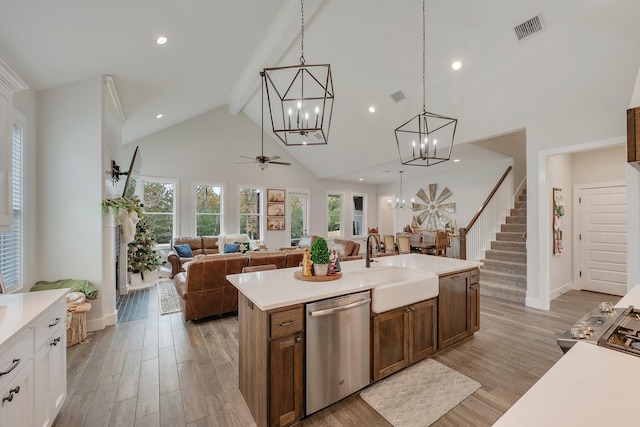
[305,290,371,415]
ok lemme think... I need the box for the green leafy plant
[101,196,144,217]
[311,237,330,265]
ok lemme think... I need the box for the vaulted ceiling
[1,0,639,184]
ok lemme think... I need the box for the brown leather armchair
[167,236,220,278]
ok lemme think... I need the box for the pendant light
[388,171,414,209]
[394,0,457,167]
[263,0,334,146]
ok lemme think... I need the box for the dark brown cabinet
[269,333,304,427]
[372,298,437,381]
[239,296,304,427]
[438,268,480,349]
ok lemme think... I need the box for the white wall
[376,158,514,233]
[37,77,106,327]
[572,145,626,184]
[123,107,378,251]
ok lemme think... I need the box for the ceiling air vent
[514,14,545,41]
[390,90,406,103]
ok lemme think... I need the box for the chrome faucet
[366,233,379,268]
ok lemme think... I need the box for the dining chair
[397,236,411,254]
[242,264,277,273]
[434,231,448,257]
[383,235,396,254]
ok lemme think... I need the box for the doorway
[377,194,395,236]
[575,183,627,295]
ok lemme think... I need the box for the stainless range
[597,305,640,357]
[557,302,621,353]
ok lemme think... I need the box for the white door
[289,192,308,247]
[378,194,395,236]
[577,185,627,295]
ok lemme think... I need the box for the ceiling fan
[238,71,291,170]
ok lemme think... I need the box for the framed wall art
[267,189,285,203]
[267,202,285,216]
[267,216,285,231]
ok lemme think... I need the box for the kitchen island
[227,254,481,427]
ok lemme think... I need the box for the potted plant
[311,237,330,276]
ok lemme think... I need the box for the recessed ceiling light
[453,158,461,162]
[368,106,376,113]
[156,36,168,45]
[359,178,364,181]
[451,61,462,71]
[156,113,164,119]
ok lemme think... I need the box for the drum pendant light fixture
[395,0,457,167]
[263,0,334,146]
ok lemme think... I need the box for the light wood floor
[53,289,619,427]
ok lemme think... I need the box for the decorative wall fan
[238,71,291,170]
[412,183,455,229]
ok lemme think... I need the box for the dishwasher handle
[309,298,371,317]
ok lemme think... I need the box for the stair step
[485,249,527,263]
[518,194,527,202]
[480,269,527,288]
[496,232,526,242]
[510,208,527,217]
[506,215,526,224]
[501,223,526,233]
[491,240,527,253]
[515,201,527,209]
[480,259,527,275]
[479,280,526,304]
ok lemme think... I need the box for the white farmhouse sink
[350,267,439,313]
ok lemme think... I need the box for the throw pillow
[174,243,194,258]
[235,241,250,253]
[223,243,241,254]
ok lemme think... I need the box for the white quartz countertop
[227,254,481,311]
[0,289,68,348]
[493,341,640,426]
[494,284,640,426]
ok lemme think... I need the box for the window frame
[327,191,344,238]
[288,188,310,246]
[238,184,264,241]
[192,180,224,236]
[139,176,178,248]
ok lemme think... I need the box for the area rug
[360,358,481,427]
[157,280,181,315]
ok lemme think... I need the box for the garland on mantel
[101,196,143,217]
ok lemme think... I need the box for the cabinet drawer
[468,269,480,285]
[0,328,33,392]
[270,308,303,339]
[34,299,66,350]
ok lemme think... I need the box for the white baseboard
[86,311,117,332]
[550,281,574,301]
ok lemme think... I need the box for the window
[239,186,262,240]
[289,191,309,246]
[0,121,24,292]
[194,182,223,235]
[352,194,366,236]
[141,178,177,245]
[327,193,343,237]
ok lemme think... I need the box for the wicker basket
[67,312,87,347]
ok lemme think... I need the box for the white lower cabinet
[0,292,67,427]
[34,323,66,427]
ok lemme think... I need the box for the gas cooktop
[598,306,640,357]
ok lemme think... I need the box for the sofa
[279,235,363,261]
[173,249,306,321]
[168,234,253,278]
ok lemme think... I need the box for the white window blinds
[0,122,23,292]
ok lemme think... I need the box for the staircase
[479,188,527,304]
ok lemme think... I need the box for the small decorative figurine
[327,250,338,275]
[303,248,313,277]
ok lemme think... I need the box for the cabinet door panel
[269,333,303,427]
[409,299,437,363]
[372,307,408,381]
[438,273,470,349]
[470,283,480,333]
[0,359,33,427]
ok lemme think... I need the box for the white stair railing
[459,167,513,261]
